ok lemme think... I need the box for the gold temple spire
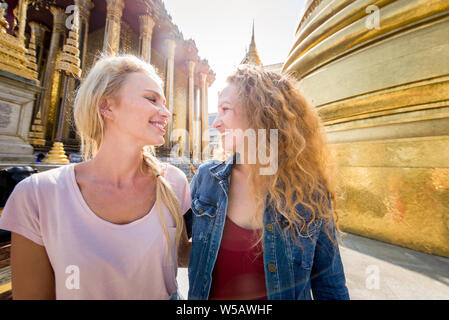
[44,11,82,164]
[241,20,262,66]
[54,12,81,78]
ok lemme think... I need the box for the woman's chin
[147,136,165,147]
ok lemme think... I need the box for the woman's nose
[159,104,171,118]
[212,116,221,129]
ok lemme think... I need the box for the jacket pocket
[290,220,322,270]
[192,197,217,218]
[191,197,217,241]
[294,219,322,239]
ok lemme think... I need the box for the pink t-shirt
[0,163,191,300]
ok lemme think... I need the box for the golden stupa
[284,0,449,258]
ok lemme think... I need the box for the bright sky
[163,0,307,114]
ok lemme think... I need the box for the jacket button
[266,224,274,232]
[268,264,277,272]
[198,208,204,214]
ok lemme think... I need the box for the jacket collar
[209,153,239,182]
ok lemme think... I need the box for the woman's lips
[149,121,166,134]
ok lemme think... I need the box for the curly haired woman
[187,64,349,300]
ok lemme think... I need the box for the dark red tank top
[208,216,268,300]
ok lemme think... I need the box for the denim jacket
[187,155,350,300]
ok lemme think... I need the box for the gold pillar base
[43,142,70,164]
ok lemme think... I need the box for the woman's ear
[99,98,114,120]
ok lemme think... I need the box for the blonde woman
[188,65,349,300]
[0,55,191,299]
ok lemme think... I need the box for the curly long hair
[226,64,338,243]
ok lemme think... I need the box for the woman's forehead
[124,72,163,93]
[218,84,238,103]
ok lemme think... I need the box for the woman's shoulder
[161,163,191,212]
[27,164,72,189]
[163,162,188,183]
[13,164,70,192]
[195,159,221,178]
[0,166,71,246]
[189,160,224,199]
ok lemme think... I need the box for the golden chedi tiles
[285,0,449,257]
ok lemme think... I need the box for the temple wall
[84,27,105,75]
[150,48,166,83]
[119,22,139,56]
[284,0,449,257]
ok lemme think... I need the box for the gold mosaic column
[16,0,28,42]
[199,72,208,158]
[163,39,176,148]
[192,85,200,161]
[103,0,125,55]
[40,6,67,142]
[138,14,155,63]
[28,22,49,76]
[186,60,196,158]
[75,0,94,70]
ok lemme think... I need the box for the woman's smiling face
[212,83,249,153]
[102,72,170,147]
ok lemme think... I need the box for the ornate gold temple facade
[0,0,215,163]
[284,0,449,257]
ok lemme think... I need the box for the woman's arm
[178,239,191,268]
[178,208,193,267]
[177,222,191,268]
[310,222,349,300]
[11,232,55,299]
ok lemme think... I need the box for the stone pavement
[176,232,449,300]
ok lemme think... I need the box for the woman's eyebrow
[218,101,233,107]
[144,89,166,105]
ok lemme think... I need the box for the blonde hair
[73,54,185,259]
[226,64,338,245]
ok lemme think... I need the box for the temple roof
[241,21,262,66]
